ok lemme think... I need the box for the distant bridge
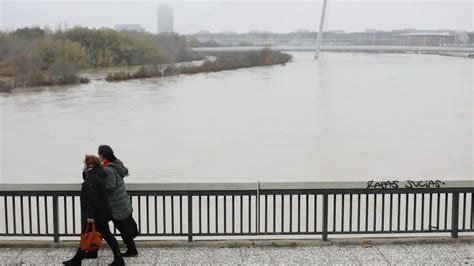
[193,45,474,55]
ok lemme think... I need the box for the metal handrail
[1,180,472,191]
[0,181,472,243]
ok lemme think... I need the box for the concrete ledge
[1,236,472,249]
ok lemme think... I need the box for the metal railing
[0,181,472,242]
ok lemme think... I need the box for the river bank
[0,27,198,92]
[105,49,292,82]
[0,49,292,92]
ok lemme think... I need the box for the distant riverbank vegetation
[105,49,292,82]
[0,27,198,91]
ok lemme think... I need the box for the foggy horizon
[1,1,472,34]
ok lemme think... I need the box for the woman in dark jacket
[63,155,124,266]
[98,145,138,257]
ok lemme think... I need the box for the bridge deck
[192,45,474,53]
[1,238,473,264]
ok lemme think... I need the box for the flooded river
[0,52,472,183]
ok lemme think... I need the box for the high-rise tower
[158,3,174,34]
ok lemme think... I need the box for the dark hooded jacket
[80,166,112,225]
[103,159,133,221]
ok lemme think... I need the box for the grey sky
[1,0,472,34]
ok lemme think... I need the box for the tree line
[0,27,198,90]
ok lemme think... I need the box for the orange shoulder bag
[80,222,103,252]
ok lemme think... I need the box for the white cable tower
[315,0,328,59]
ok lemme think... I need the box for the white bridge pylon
[315,0,328,60]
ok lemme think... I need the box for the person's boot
[109,254,125,266]
[63,248,85,265]
[121,240,138,257]
[83,250,98,259]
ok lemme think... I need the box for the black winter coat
[80,166,113,225]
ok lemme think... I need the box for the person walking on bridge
[98,145,139,257]
[63,155,124,266]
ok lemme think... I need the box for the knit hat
[98,145,117,162]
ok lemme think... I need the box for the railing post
[52,196,60,243]
[451,192,459,238]
[256,181,260,236]
[322,193,328,241]
[188,195,193,242]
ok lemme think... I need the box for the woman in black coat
[63,155,124,266]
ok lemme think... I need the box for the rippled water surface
[0,52,472,183]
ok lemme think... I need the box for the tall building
[157,3,174,34]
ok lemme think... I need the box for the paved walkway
[1,240,473,265]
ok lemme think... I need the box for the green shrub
[105,71,133,82]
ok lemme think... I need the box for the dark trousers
[95,222,121,256]
[113,215,138,251]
